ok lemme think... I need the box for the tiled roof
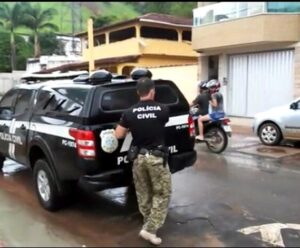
[76,13,192,37]
[35,55,140,73]
[140,13,192,26]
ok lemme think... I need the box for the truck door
[0,89,18,158]
[12,89,35,164]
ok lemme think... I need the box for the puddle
[237,145,300,159]
[0,190,82,247]
[256,147,286,154]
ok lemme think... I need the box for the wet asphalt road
[0,133,300,247]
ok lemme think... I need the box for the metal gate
[228,50,294,117]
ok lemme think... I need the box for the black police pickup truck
[0,69,196,211]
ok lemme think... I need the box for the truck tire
[33,159,62,211]
[0,156,5,173]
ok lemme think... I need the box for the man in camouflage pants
[115,76,171,245]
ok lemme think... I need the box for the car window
[0,89,17,108]
[35,87,89,116]
[14,89,34,115]
[101,85,178,112]
[297,101,300,109]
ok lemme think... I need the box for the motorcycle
[190,105,232,153]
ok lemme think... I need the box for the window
[182,31,191,41]
[155,86,178,104]
[14,89,34,115]
[267,2,300,13]
[0,90,17,108]
[36,87,89,116]
[101,85,178,111]
[141,26,178,41]
[109,27,136,43]
[95,34,106,46]
[101,88,138,111]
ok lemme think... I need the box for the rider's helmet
[206,79,221,94]
[197,80,208,93]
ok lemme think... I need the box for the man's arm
[210,96,218,108]
[115,124,128,139]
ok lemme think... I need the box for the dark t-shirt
[192,92,211,116]
[119,100,169,149]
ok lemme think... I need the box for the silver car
[253,98,300,145]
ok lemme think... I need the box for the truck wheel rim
[261,126,277,144]
[37,170,51,202]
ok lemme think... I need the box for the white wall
[150,64,199,103]
[0,71,25,96]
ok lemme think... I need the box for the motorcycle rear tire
[205,127,228,153]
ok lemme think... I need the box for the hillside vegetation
[0,2,196,35]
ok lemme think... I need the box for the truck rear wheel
[33,159,62,211]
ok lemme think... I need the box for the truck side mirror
[0,107,13,120]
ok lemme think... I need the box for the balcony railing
[193,2,300,27]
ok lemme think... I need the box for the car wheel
[33,159,62,211]
[259,123,282,146]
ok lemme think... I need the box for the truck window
[0,89,18,108]
[14,89,34,115]
[36,87,89,116]
[101,85,178,111]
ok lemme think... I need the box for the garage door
[228,50,294,117]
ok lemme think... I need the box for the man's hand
[115,125,128,139]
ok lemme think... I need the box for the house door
[228,50,294,117]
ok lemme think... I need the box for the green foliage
[92,15,117,29]
[142,2,173,14]
[2,2,195,34]
[29,32,65,56]
[23,3,58,32]
[16,35,33,70]
[0,32,33,72]
[0,32,11,72]
[169,2,197,18]
[128,2,196,17]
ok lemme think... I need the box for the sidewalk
[229,116,254,135]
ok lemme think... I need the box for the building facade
[75,13,198,75]
[37,13,199,102]
[193,2,300,117]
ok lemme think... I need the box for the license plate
[223,125,232,132]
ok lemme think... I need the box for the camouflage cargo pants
[133,154,172,234]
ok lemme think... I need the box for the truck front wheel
[0,156,5,173]
[33,159,62,211]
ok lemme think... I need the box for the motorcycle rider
[195,79,225,141]
[189,80,211,117]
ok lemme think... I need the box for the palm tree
[24,3,58,58]
[0,2,27,71]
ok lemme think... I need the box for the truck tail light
[69,128,96,159]
[188,114,195,137]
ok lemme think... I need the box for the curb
[231,125,254,136]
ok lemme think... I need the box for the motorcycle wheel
[205,127,228,153]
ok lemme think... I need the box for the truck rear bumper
[79,150,197,192]
[78,169,130,192]
[168,150,197,173]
